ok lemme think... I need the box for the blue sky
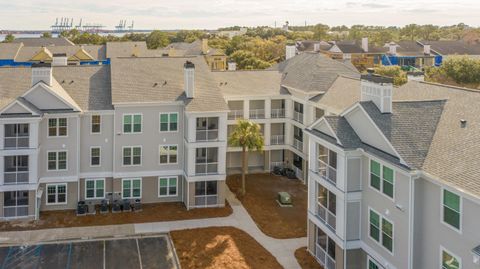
[0,0,478,30]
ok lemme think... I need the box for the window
[4,124,29,148]
[122,178,141,198]
[3,191,29,217]
[47,151,67,171]
[159,145,177,164]
[370,160,395,199]
[123,114,142,133]
[315,227,336,266]
[195,148,218,175]
[4,155,29,184]
[46,184,67,205]
[85,179,105,199]
[160,113,178,132]
[442,189,461,230]
[159,177,177,197]
[194,181,218,206]
[317,183,336,230]
[90,147,101,167]
[91,115,101,133]
[367,257,380,269]
[48,118,67,137]
[369,209,394,253]
[123,146,141,166]
[441,247,461,269]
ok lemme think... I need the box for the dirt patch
[171,226,282,269]
[226,173,307,239]
[0,201,232,232]
[295,247,323,269]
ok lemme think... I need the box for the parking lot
[0,234,179,269]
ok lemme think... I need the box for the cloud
[361,3,391,8]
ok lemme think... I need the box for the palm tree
[228,120,264,196]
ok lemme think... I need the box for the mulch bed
[295,247,323,269]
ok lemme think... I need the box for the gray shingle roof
[13,45,106,62]
[0,43,23,59]
[110,56,228,112]
[12,37,75,47]
[420,40,480,55]
[212,70,286,97]
[323,116,362,148]
[335,43,365,54]
[272,52,359,93]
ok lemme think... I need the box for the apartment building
[305,72,480,269]
[0,55,228,220]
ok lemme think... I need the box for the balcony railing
[317,202,336,231]
[294,166,304,180]
[196,129,219,141]
[270,135,285,145]
[3,206,29,218]
[270,161,287,170]
[318,159,337,185]
[293,111,304,124]
[249,109,265,119]
[4,172,29,184]
[228,110,244,120]
[271,108,285,118]
[293,138,303,151]
[4,137,29,149]
[195,195,218,206]
[315,244,336,269]
[195,163,218,175]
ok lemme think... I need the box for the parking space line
[135,239,143,269]
[1,247,12,269]
[103,240,106,269]
[66,243,72,269]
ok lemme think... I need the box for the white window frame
[440,246,462,269]
[367,256,381,269]
[121,178,142,199]
[441,188,462,233]
[368,207,394,255]
[90,146,101,167]
[47,150,68,171]
[90,114,101,134]
[47,117,68,137]
[45,183,67,205]
[159,144,178,164]
[159,112,179,132]
[158,176,178,197]
[122,113,143,134]
[122,146,142,166]
[85,178,105,200]
[369,158,395,201]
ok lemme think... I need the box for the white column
[265,99,271,119]
[30,122,39,149]
[0,156,4,185]
[285,99,293,119]
[308,140,316,171]
[243,100,250,119]
[218,114,227,142]
[264,123,271,146]
[29,153,38,184]
[187,147,196,177]
[218,145,226,174]
[0,124,4,150]
[187,115,196,142]
[336,152,346,192]
[285,122,292,147]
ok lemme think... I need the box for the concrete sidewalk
[0,188,306,269]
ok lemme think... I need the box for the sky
[0,0,479,30]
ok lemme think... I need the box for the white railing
[270,161,286,170]
[4,137,29,149]
[196,129,219,141]
[4,171,29,184]
[293,138,303,151]
[228,110,244,120]
[317,201,336,231]
[315,244,336,269]
[318,159,337,185]
[195,195,218,206]
[3,206,29,218]
[249,109,265,119]
[270,135,285,145]
[293,111,304,124]
[271,108,285,118]
[294,166,304,180]
[195,163,219,175]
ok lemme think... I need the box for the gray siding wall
[40,182,78,211]
[347,157,362,192]
[346,201,361,241]
[413,177,480,269]
[79,114,114,173]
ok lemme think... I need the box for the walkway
[0,188,306,269]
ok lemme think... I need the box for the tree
[229,50,271,70]
[426,57,480,86]
[146,30,170,49]
[41,32,52,38]
[228,120,264,195]
[312,24,329,40]
[3,34,14,43]
[373,66,408,86]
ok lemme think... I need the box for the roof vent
[460,119,467,128]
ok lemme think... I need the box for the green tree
[228,120,264,195]
[401,24,419,41]
[41,32,52,38]
[229,50,271,70]
[426,57,480,86]
[146,30,170,49]
[373,66,408,86]
[3,34,15,43]
[312,24,329,40]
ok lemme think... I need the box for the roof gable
[312,118,339,141]
[30,47,53,61]
[22,82,79,111]
[68,48,94,61]
[0,98,40,116]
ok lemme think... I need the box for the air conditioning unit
[277,192,292,206]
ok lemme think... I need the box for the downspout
[408,173,419,269]
[77,116,80,202]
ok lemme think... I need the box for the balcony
[317,202,336,231]
[4,172,29,185]
[293,111,304,124]
[315,244,336,269]
[4,137,29,149]
[3,206,29,218]
[271,108,285,118]
[195,195,218,206]
[228,110,244,120]
[318,159,337,185]
[196,130,219,141]
[249,109,265,119]
[270,135,285,145]
[293,138,303,151]
[195,163,218,175]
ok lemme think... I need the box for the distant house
[163,39,228,71]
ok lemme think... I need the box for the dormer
[30,47,53,62]
[68,47,94,61]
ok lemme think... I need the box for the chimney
[362,37,369,52]
[52,53,68,66]
[423,44,431,55]
[184,61,195,98]
[313,43,320,52]
[202,39,209,55]
[228,61,237,71]
[285,45,296,60]
[360,69,393,113]
[31,63,53,86]
[388,42,397,55]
